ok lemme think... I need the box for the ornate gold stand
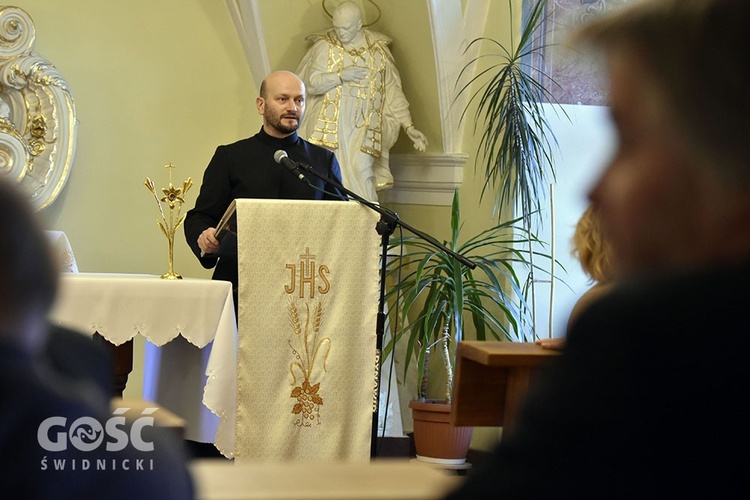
[145,162,192,279]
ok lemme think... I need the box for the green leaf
[455,0,566,223]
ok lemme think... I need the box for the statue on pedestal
[297,0,427,202]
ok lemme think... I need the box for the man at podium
[185,70,345,298]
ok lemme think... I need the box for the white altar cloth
[47,273,238,455]
[48,273,235,346]
[44,230,79,273]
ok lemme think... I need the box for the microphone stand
[294,161,476,458]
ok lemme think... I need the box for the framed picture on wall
[523,0,634,105]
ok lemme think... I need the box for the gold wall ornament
[144,161,193,280]
[0,6,77,211]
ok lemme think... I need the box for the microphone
[274,150,305,180]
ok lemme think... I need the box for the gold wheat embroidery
[288,299,331,426]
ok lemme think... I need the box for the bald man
[185,70,345,295]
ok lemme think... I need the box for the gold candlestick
[144,161,193,279]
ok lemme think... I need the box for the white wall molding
[381,153,468,206]
[0,6,77,211]
[425,0,490,154]
[225,0,271,87]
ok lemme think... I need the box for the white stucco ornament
[0,5,77,210]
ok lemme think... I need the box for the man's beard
[268,111,301,135]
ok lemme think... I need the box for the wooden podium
[451,341,560,432]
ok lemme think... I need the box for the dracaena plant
[384,190,551,402]
[456,0,561,225]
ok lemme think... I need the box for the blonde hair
[572,205,611,283]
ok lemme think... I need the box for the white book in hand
[201,199,237,257]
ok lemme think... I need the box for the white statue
[297,0,427,202]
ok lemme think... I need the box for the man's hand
[198,227,220,255]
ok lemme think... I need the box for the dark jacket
[447,260,750,499]
[184,128,344,292]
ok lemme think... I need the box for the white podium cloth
[235,199,380,461]
[47,273,237,450]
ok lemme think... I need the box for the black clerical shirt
[184,127,345,291]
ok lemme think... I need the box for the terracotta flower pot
[409,399,473,465]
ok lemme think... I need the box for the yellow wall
[28,0,256,277]
[22,0,519,448]
[22,0,257,397]
[27,0,457,279]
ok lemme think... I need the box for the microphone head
[273,150,288,164]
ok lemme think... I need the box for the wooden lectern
[451,341,560,432]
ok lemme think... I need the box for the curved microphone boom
[274,150,305,180]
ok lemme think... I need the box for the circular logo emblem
[68,417,104,452]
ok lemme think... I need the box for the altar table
[48,273,238,456]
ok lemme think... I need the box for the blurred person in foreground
[0,178,193,499]
[448,0,750,498]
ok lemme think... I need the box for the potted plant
[455,0,563,334]
[384,189,550,464]
[383,0,562,463]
